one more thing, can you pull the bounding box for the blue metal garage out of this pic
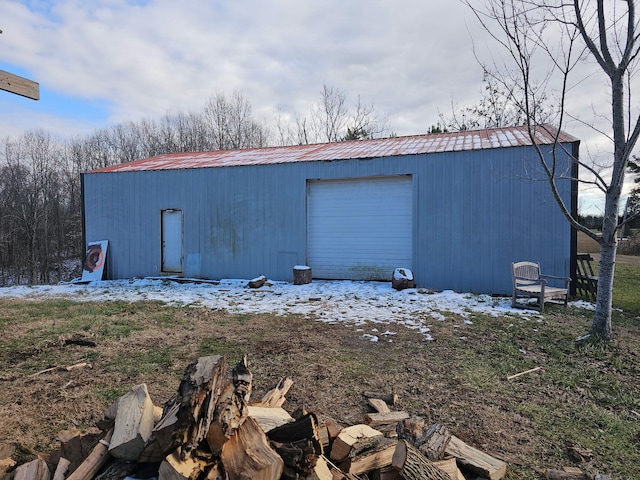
[81,125,579,294]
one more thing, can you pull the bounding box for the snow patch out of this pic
[0,278,594,342]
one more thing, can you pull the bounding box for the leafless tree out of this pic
[465,0,640,339]
[203,91,270,150]
[437,72,554,130]
[295,84,391,144]
[0,131,69,284]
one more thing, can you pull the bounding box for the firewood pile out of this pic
[3,355,594,480]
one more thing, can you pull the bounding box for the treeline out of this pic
[0,87,390,285]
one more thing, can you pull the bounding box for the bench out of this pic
[575,253,598,301]
[512,261,571,313]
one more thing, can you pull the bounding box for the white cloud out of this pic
[1,0,486,134]
[1,0,637,214]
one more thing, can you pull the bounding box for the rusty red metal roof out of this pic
[89,125,578,173]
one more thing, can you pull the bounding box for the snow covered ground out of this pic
[0,278,594,341]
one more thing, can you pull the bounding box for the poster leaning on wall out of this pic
[80,240,108,283]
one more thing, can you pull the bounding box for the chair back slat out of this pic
[512,261,540,282]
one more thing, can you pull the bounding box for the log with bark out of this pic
[267,412,324,479]
[545,467,590,480]
[417,424,451,461]
[172,355,229,459]
[340,438,397,475]
[364,411,410,427]
[363,391,398,406]
[293,266,312,285]
[206,356,253,454]
[330,424,384,462]
[392,440,451,480]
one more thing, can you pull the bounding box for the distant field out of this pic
[575,231,640,310]
[577,231,600,253]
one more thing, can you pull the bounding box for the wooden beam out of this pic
[0,69,39,100]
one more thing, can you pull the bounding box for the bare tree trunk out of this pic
[594,240,616,339]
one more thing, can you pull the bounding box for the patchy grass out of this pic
[0,264,639,479]
[613,261,640,312]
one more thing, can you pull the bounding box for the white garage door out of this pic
[307,176,413,280]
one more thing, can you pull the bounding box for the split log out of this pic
[109,383,155,460]
[330,424,384,462]
[138,401,181,463]
[221,416,284,480]
[325,458,360,480]
[173,355,229,459]
[55,427,102,474]
[13,457,51,480]
[206,356,252,453]
[396,417,427,445]
[444,435,507,480]
[248,405,294,432]
[364,411,410,426]
[52,457,70,480]
[545,468,590,480]
[417,424,451,461]
[154,404,164,423]
[363,392,398,406]
[66,429,113,480]
[307,455,333,480]
[158,450,208,480]
[391,440,451,480]
[368,398,391,413]
[432,458,465,480]
[259,377,294,407]
[266,412,320,444]
[340,438,397,475]
[267,413,324,477]
[317,416,343,451]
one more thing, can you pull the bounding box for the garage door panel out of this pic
[307,176,412,281]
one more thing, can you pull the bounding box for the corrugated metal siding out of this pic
[83,141,575,293]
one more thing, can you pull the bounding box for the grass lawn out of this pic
[0,257,639,480]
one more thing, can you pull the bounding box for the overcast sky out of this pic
[0,0,635,214]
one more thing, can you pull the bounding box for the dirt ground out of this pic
[1,298,639,480]
[0,305,541,476]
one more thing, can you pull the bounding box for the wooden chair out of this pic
[511,261,571,312]
[575,253,598,301]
